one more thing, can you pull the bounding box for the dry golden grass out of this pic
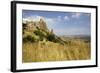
[22,39,91,63]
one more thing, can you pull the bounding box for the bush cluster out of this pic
[23,35,35,43]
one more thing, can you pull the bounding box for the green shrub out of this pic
[23,35,35,42]
[34,30,46,41]
[46,34,57,42]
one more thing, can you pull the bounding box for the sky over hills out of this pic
[22,10,91,36]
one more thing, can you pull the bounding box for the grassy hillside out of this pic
[22,39,90,62]
[22,18,91,63]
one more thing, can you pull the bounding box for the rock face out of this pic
[23,17,48,32]
[27,21,37,31]
[38,18,48,30]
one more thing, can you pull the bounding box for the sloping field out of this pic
[22,39,90,63]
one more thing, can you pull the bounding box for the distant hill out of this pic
[60,35,91,43]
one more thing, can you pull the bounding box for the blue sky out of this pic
[22,10,91,36]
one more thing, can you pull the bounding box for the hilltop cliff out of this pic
[22,17,65,45]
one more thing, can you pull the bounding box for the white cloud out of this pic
[64,16,69,20]
[57,16,62,21]
[45,18,55,25]
[71,13,81,18]
[45,17,58,30]
[23,15,44,22]
[45,16,62,25]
